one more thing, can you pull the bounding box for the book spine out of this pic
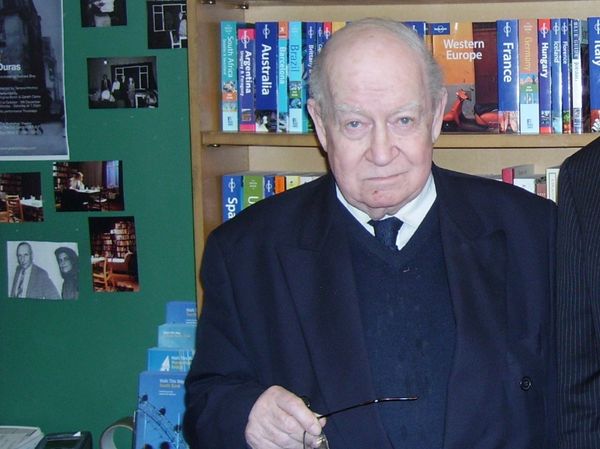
[332,21,346,34]
[561,18,572,134]
[589,17,600,132]
[238,26,256,132]
[221,173,243,222]
[550,19,563,133]
[518,18,539,134]
[285,174,301,190]
[545,167,560,202]
[263,173,276,198]
[255,22,278,133]
[242,173,264,209]
[322,21,333,50]
[497,19,520,133]
[277,21,289,133]
[302,22,317,133]
[220,21,238,131]
[570,18,584,133]
[288,21,303,133]
[274,174,286,194]
[538,19,552,134]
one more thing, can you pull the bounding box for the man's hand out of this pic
[245,385,325,449]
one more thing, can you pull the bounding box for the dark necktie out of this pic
[16,270,25,297]
[368,217,403,250]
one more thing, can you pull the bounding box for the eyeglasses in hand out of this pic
[302,395,418,449]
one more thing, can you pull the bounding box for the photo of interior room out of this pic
[0,172,44,223]
[54,160,124,212]
[89,216,139,292]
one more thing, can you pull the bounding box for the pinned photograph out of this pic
[53,160,124,212]
[7,241,80,300]
[146,1,187,49]
[81,0,127,27]
[87,56,158,109]
[89,216,140,292]
[0,172,44,222]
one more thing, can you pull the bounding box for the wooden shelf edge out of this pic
[200,131,598,149]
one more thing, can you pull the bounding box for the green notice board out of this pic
[0,0,196,443]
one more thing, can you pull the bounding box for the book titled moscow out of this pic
[589,17,600,132]
[497,19,519,134]
[255,22,278,132]
[238,26,256,132]
[221,21,238,132]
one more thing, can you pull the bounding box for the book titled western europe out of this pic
[518,18,539,134]
[537,19,552,134]
[550,18,563,133]
[238,25,256,132]
[221,21,238,131]
[497,19,519,133]
[589,17,600,132]
[255,21,278,132]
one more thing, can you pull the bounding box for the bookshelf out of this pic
[187,0,600,298]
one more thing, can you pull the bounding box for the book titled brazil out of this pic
[589,17,600,132]
[288,21,303,133]
[221,21,238,131]
[238,25,256,132]
[255,22,278,132]
[135,372,188,449]
[497,19,519,133]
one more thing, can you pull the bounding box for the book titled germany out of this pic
[497,19,519,133]
[255,21,278,132]
[589,17,600,132]
[518,18,539,134]
[237,25,256,132]
[220,21,238,131]
[432,21,499,133]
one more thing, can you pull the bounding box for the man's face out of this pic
[17,244,33,269]
[309,29,446,219]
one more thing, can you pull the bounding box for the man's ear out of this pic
[307,98,328,151]
[430,87,448,143]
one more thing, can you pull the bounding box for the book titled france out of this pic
[497,19,519,133]
[221,21,238,131]
[255,22,278,132]
[590,17,600,132]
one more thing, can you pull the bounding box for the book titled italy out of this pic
[238,25,256,132]
[221,21,238,131]
[518,18,539,134]
[497,19,519,133]
[255,21,278,132]
[589,17,600,132]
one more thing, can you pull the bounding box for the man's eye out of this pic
[345,120,362,129]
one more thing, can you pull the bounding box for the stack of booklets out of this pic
[134,301,197,449]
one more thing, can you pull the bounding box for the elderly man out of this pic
[10,242,60,300]
[184,18,557,449]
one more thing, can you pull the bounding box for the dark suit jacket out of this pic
[10,264,60,299]
[184,165,557,449]
[557,139,600,449]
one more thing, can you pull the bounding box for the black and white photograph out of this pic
[6,240,80,300]
[80,0,127,28]
[87,56,159,109]
[0,0,68,160]
[0,172,44,222]
[53,160,125,212]
[89,216,139,292]
[146,1,187,49]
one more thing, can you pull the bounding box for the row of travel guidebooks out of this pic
[221,165,560,222]
[220,17,600,135]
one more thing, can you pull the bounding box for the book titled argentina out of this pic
[255,22,278,132]
[238,25,256,132]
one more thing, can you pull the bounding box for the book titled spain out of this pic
[589,17,600,132]
[288,21,303,133]
[238,25,256,132]
[550,19,563,133]
[277,21,289,133]
[221,21,238,131]
[537,19,552,134]
[255,21,278,132]
[518,18,539,134]
[560,18,572,134]
[221,172,243,222]
[497,19,519,133]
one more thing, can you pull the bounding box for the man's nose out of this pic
[367,124,397,165]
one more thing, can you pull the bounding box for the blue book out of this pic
[497,19,519,133]
[222,172,243,222]
[255,21,278,133]
[550,18,563,133]
[263,173,276,198]
[135,371,188,449]
[537,19,552,134]
[220,21,238,131]
[157,323,196,349]
[589,17,600,132]
[238,25,256,132]
[570,18,587,134]
[302,22,317,132]
[147,348,194,372]
[166,301,197,324]
[277,21,289,133]
[288,21,303,133]
[560,18,572,133]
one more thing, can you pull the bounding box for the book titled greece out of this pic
[497,19,519,133]
[589,17,600,132]
[220,21,238,131]
[550,19,563,133]
[238,25,256,132]
[255,21,278,132]
[288,21,303,133]
[537,19,552,134]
